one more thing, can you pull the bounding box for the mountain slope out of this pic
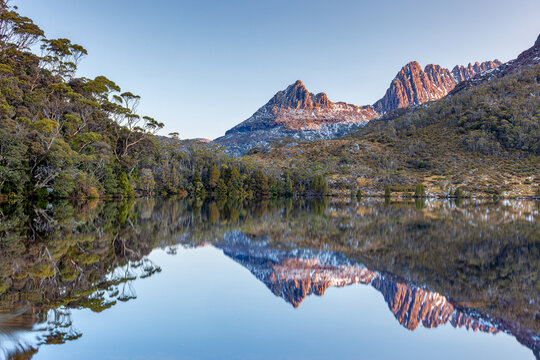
[451,34,540,93]
[214,80,378,155]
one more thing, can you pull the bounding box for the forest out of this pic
[0,1,326,202]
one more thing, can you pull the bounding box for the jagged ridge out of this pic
[373,59,502,113]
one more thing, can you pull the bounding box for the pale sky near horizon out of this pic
[19,0,540,140]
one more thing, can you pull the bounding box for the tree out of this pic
[109,91,163,164]
[252,170,270,199]
[117,172,133,199]
[191,170,206,199]
[139,169,155,195]
[284,173,293,197]
[0,1,44,53]
[414,184,425,198]
[215,179,228,199]
[208,164,220,189]
[0,131,27,194]
[40,38,87,80]
[311,174,328,197]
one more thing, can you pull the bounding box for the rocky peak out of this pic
[215,80,379,155]
[271,80,313,110]
[451,60,503,83]
[424,64,456,93]
[313,92,331,108]
[216,234,501,335]
[374,59,502,113]
[373,61,448,113]
[268,80,336,112]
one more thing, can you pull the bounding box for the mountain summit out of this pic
[214,81,378,155]
[373,60,502,113]
[225,80,377,133]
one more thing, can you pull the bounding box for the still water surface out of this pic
[0,198,538,359]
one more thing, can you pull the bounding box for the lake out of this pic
[0,198,538,359]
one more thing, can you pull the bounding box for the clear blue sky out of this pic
[19,0,540,140]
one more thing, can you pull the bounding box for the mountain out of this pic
[214,232,502,334]
[451,60,503,82]
[451,34,540,93]
[213,80,378,155]
[213,231,539,356]
[215,58,502,155]
[373,59,502,113]
[248,34,539,198]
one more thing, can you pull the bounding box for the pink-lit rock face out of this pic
[373,59,502,113]
[214,80,378,155]
[225,80,378,134]
[451,60,503,83]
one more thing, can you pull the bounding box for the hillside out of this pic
[245,37,540,198]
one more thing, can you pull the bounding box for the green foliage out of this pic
[414,184,425,198]
[252,170,270,199]
[0,131,28,194]
[0,1,166,200]
[311,174,328,197]
[117,172,134,199]
[139,169,155,194]
[208,164,220,189]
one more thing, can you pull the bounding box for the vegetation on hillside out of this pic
[247,66,540,198]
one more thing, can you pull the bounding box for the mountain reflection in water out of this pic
[0,198,538,359]
[216,232,499,334]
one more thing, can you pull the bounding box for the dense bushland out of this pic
[0,1,324,201]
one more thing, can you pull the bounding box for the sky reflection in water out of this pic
[36,246,532,360]
[0,198,537,359]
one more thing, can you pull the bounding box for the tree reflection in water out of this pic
[0,198,538,359]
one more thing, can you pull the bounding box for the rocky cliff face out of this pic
[370,277,498,333]
[373,59,502,113]
[198,229,540,356]
[213,80,378,156]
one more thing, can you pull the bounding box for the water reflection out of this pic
[0,198,538,359]
[216,232,499,335]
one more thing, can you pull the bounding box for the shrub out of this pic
[414,184,425,198]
